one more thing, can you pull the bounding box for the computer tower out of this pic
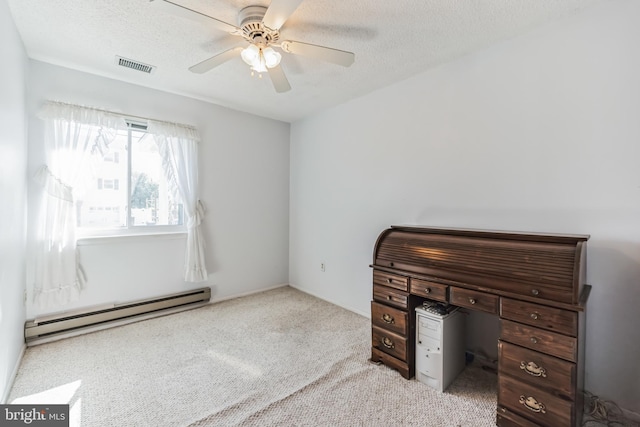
[415,305,466,392]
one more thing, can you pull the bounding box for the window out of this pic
[76,123,184,234]
[99,179,118,190]
[103,151,119,163]
[36,101,206,301]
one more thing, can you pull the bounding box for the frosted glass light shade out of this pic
[242,44,281,74]
[241,44,260,66]
[252,55,267,73]
[263,47,281,68]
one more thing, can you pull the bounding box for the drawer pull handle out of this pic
[530,337,538,344]
[469,298,476,305]
[389,262,394,267]
[381,337,395,349]
[386,295,392,300]
[382,313,395,324]
[520,361,547,378]
[387,278,393,284]
[530,313,539,320]
[424,288,431,294]
[519,395,546,414]
[531,289,540,296]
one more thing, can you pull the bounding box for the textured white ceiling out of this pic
[6,0,604,122]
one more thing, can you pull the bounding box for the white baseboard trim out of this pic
[288,283,369,318]
[1,343,26,404]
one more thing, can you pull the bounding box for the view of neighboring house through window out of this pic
[76,123,184,233]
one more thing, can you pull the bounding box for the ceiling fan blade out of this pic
[262,0,304,30]
[280,41,355,67]
[150,0,240,34]
[189,47,243,74]
[267,65,292,93]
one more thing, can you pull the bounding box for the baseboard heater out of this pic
[25,287,211,346]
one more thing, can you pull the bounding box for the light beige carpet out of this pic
[9,286,498,426]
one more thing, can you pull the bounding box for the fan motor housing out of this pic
[238,5,279,45]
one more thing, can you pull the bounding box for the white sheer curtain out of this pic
[34,102,126,308]
[148,120,208,282]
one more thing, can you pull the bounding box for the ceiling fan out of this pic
[151,0,356,93]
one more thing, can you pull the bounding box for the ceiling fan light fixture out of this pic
[251,55,268,73]
[241,44,260,66]
[263,47,281,69]
[160,0,354,92]
[242,44,280,75]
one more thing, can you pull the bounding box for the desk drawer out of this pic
[501,298,577,336]
[371,301,408,336]
[499,282,574,305]
[450,287,499,315]
[373,270,408,292]
[498,341,575,399]
[373,284,408,309]
[372,325,408,362]
[410,278,447,302]
[499,375,574,427]
[500,320,577,362]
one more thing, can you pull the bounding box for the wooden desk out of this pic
[369,226,590,427]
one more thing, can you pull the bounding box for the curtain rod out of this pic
[45,100,197,130]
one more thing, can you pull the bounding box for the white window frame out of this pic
[77,121,186,239]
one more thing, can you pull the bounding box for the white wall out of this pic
[290,0,640,414]
[26,61,290,318]
[0,0,28,402]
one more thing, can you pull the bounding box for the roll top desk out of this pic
[369,226,590,427]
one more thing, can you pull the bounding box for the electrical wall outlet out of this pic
[320,263,326,272]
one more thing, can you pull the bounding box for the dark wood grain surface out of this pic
[500,320,577,362]
[370,226,589,426]
[499,341,576,399]
[501,298,578,336]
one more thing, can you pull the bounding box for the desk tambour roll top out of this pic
[373,227,587,306]
[370,226,590,427]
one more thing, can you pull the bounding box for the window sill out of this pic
[77,231,187,246]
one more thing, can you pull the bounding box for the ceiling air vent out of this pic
[115,56,156,74]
